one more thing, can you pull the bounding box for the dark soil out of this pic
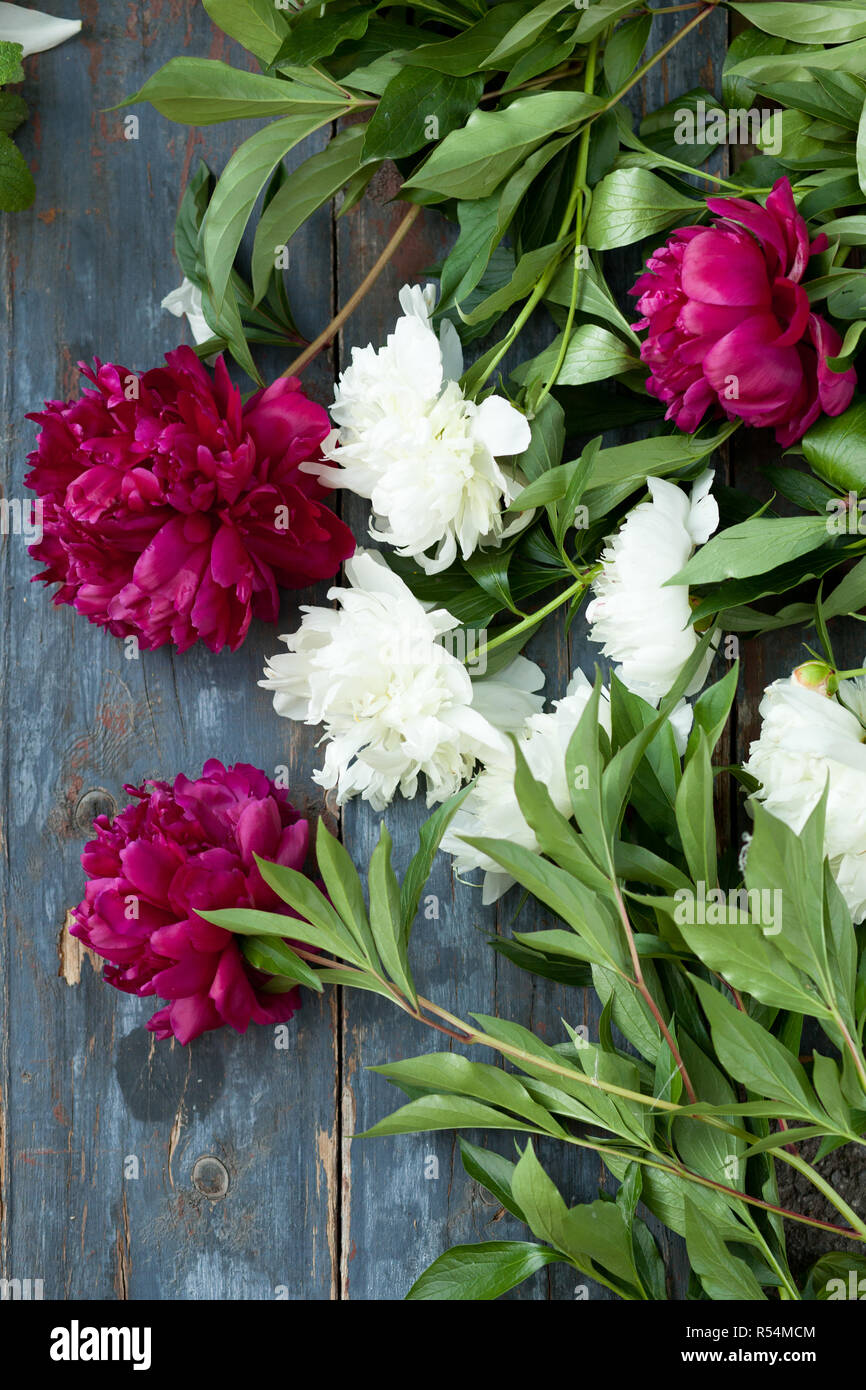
[775,1137,865,1284]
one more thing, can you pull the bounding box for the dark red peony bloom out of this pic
[25,348,355,651]
[71,760,309,1044]
[631,178,856,446]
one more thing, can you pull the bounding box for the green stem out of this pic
[469,3,720,399]
[467,572,592,667]
[535,37,600,410]
[295,948,866,1242]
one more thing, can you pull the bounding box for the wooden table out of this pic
[1,2,824,1301]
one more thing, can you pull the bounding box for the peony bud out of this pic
[792,661,837,697]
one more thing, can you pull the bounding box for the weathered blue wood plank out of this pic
[0,1,340,1300]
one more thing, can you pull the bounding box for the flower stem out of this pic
[282,204,422,377]
[293,947,866,1242]
[467,572,590,666]
[470,3,720,398]
[611,878,698,1102]
[535,37,600,411]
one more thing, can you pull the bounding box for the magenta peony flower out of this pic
[25,348,355,651]
[70,759,310,1044]
[631,178,856,446]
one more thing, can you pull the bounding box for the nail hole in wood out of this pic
[192,1154,229,1200]
[74,787,118,833]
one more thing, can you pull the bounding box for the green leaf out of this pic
[251,854,369,965]
[511,738,611,891]
[726,39,866,83]
[669,515,831,586]
[359,1093,544,1138]
[406,1241,561,1301]
[404,91,603,200]
[371,1053,568,1136]
[368,822,417,1007]
[401,784,473,937]
[727,3,866,45]
[604,14,652,94]
[459,1138,526,1221]
[512,1142,637,1285]
[802,396,866,492]
[585,168,700,251]
[514,322,638,390]
[691,977,820,1118]
[461,836,626,970]
[0,130,34,212]
[857,95,866,198]
[826,317,866,373]
[802,1251,866,1299]
[684,1198,767,1300]
[174,160,212,284]
[486,0,575,65]
[313,818,379,969]
[363,67,483,162]
[582,426,734,518]
[240,935,324,992]
[0,40,24,85]
[811,1051,853,1133]
[461,238,568,325]
[489,936,592,987]
[272,4,372,67]
[689,664,739,757]
[0,91,28,138]
[251,125,367,302]
[518,395,565,483]
[576,0,639,43]
[676,919,828,1018]
[819,214,866,246]
[202,0,290,64]
[402,4,538,76]
[546,255,641,343]
[125,58,341,123]
[203,108,346,314]
[675,731,717,889]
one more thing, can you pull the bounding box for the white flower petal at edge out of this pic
[586,470,719,703]
[259,550,545,812]
[442,670,613,905]
[302,283,532,575]
[0,3,81,54]
[744,670,866,924]
[161,278,214,348]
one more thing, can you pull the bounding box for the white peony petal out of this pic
[260,548,504,809]
[473,395,532,457]
[587,473,718,703]
[745,672,866,923]
[438,316,464,382]
[687,468,720,546]
[0,3,81,55]
[161,277,213,347]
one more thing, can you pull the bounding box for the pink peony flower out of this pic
[631,178,856,446]
[25,348,355,651]
[70,759,310,1044]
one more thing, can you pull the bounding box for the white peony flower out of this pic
[161,277,214,347]
[586,470,719,704]
[260,549,545,811]
[302,284,532,575]
[0,3,80,55]
[442,670,613,904]
[744,670,866,923]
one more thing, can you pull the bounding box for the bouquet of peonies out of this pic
[22,0,866,1302]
